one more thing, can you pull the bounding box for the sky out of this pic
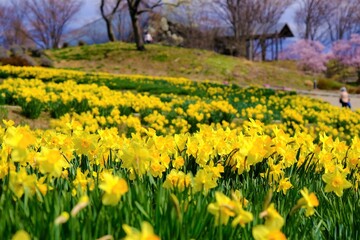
[72,1,101,29]
[280,3,298,36]
[75,1,298,35]
[0,0,299,40]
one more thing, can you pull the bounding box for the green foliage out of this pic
[48,100,72,118]
[71,99,91,114]
[209,110,235,124]
[317,78,343,90]
[151,53,169,62]
[17,97,44,119]
[98,106,114,117]
[118,106,134,116]
[103,78,196,96]
[0,105,8,121]
[0,152,358,239]
[46,42,313,89]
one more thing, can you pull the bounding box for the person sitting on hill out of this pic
[339,87,351,109]
[144,31,153,44]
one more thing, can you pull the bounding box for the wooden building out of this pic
[215,23,294,61]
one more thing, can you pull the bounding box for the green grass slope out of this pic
[47,41,314,89]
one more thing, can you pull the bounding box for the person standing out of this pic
[144,31,153,44]
[339,87,351,108]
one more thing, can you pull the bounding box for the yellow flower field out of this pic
[0,66,359,239]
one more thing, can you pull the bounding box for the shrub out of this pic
[0,55,35,67]
[0,46,9,59]
[326,59,358,84]
[9,45,25,57]
[20,54,36,66]
[40,55,54,67]
[62,42,69,48]
[330,34,360,82]
[354,87,360,94]
[78,40,87,46]
[317,78,343,90]
[29,47,44,58]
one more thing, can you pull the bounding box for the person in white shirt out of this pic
[339,87,351,108]
[145,32,153,43]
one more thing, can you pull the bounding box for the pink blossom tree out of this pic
[279,39,328,73]
[330,34,360,82]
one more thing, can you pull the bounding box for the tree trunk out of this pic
[260,39,266,61]
[129,13,145,51]
[237,37,246,57]
[100,0,122,42]
[104,16,116,42]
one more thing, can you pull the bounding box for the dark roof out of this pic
[219,22,294,40]
[250,23,294,39]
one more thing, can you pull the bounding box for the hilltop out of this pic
[46,41,315,89]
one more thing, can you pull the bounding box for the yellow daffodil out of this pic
[72,169,95,196]
[12,230,31,240]
[192,169,217,194]
[252,226,287,240]
[162,170,191,192]
[322,168,352,197]
[122,221,160,240]
[276,178,293,195]
[99,173,128,205]
[253,203,286,240]
[36,147,69,177]
[294,187,319,217]
[231,191,253,227]
[208,191,236,225]
[9,168,37,199]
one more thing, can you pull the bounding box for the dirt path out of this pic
[296,90,360,110]
[3,105,50,129]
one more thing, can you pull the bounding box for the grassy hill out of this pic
[47,41,315,89]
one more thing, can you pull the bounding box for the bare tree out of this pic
[24,0,83,49]
[100,0,125,42]
[0,3,12,46]
[0,1,29,47]
[212,0,260,57]
[256,0,292,25]
[126,0,158,50]
[357,11,360,34]
[295,0,334,41]
[163,0,218,49]
[0,4,6,46]
[213,0,292,59]
[115,4,132,41]
[325,0,360,41]
[126,0,185,50]
[296,0,360,43]
[255,0,293,60]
